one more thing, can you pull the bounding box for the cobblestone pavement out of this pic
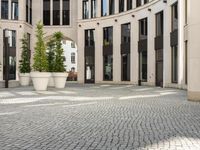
[0,84,200,150]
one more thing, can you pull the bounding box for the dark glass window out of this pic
[156,11,163,36]
[83,0,89,19]
[71,53,76,64]
[91,0,96,18]
[139,18,148,40]
[127,0,132,10]
[43,0,50,25]
[172,2,178,31]
[136,0,149,7]
[63,0,70,25]
[109,0,114,15]
[119,0,124,13]
[104,55,113,81]
[3,30,16,80]
[30,0,32,24]
[103,27,113,46]
[53,0,60,25]
[11,0,18,20]
[121,23,131,44]
[172,46,178,83]
[101,0,107,16]
[26,0,32,24]
[1,0,9,19]
[85,29,95,47]
[122,54,130,81]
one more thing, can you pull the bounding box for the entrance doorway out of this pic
[155,49,163,87]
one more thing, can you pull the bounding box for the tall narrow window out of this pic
[156,11,163,37]
[127,0,132,10]
[139,18,148,40]
[103,27,113,46]
[26,0,32,24]
[30,0,32,24]
[91,0,96,18]
[43,0,50,25]
[109,0,114,15]
[11,0,18,20]
[83,0,89,19]
[139,18,148,82]
[103,27,113,81]
[172,46,178,83]
[63,0,70,25]
[85,30,95,47]
[1,0,9,19]
[172,2,178,31]
[71,53,76,64]
[101,0,107,16]
[53,0,60,25]
[121,23,131,81]
[119,0,124,13]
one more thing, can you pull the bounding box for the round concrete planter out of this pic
[52,72,67,89]
[48,73,55,87]
[19,73,30,86]
[30,72,51,91]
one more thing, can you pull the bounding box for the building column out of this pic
[147,11,156,86]
[50,0,53,25]
[115,0,119,14]
[132,0,136,9]
[77,28,85,83]
[113,24,121,82]
[131,18,139,84]
[96,0,101,17]
[163,5,171,88]
[178,0,185,87]
[95,26,103,82]
[124,0,127,11]
[60,0,63,25]
[187,0,200,101]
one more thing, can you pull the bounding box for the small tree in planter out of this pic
[19,34,31,86]
[52,32,67,88]
[46,38,55,87]
[30,21,50,91]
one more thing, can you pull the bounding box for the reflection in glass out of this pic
[104,55,113,81]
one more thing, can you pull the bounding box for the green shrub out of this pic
[19,34,31,73]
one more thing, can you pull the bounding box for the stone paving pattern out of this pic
[0,84,200,150]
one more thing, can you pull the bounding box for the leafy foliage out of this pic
[53,32,66,72]
[46,38,55,72]
[19,34,31,73]
[32,21,48,72]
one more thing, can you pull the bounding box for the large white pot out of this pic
[52,72,67,89]
[48,73,55,87]
[19,73,30,86]
[30,72,51,91]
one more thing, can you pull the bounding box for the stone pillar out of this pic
[50,0,53,25]
[95,26,103,82]
[115,0,119,14]
[60,0,63,25]
[147,11,155,86]
[77,27,85,83]
[113,24,121,83]
[187,0,200,101]
[163,5,171,88]
[131,18,139,84]
[178,0,185,87]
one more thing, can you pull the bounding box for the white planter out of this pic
[30,72,51,91]
[48,73,55,87]
[19,73,30,86]
[52,72,67,89]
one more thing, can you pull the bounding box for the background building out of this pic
[0,0,200,101]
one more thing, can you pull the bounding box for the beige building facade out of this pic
[0,0,200,101]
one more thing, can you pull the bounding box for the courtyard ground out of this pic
[0,84,200,150]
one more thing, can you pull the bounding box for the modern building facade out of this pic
[0,0,200,101]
